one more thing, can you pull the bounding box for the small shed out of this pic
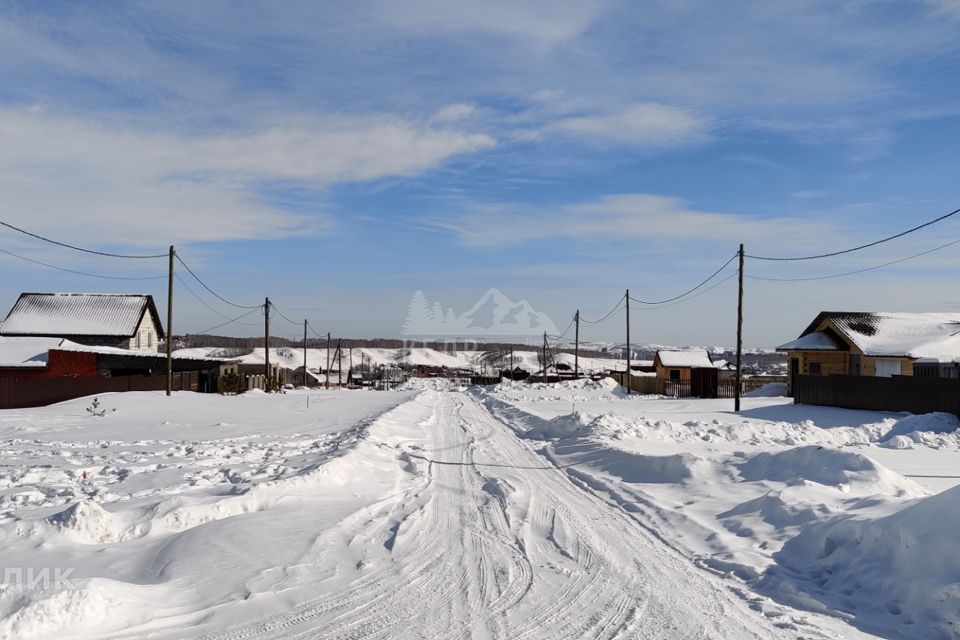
[653,349,713,382]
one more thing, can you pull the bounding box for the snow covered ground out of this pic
[1,380,958,638]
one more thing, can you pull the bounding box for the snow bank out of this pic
[738,446,924,497]
[770,485,960,639]
[879,411,960,442]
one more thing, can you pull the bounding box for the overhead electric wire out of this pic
[633,271,738,311]
[555,315,576,339]
[747,236,960,282]
[269,302,304,327]
[628,253,738,305]
[175,254,261,309]
[0,220,168,259]
[186,306,264,336]
[580,295,626,324]
[0,246,166,281]
[174,273,262,326]
[745,206,960,261]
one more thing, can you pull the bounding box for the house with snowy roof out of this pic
[0,293,164,352]
[653,349,714,383]
[777,311,960,393]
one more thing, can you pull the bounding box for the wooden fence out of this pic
[794,374,960,416]
[0,372,199,410]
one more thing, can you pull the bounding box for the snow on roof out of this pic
[655,349,713,368]
[52,341,233,363]
[0,293,163,338]
[793,312,960,358]
[0,337,64,367]
[776,331,841,352]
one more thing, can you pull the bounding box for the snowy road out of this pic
[195,388,836,639]
[3,384,911,639]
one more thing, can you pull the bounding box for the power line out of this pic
[629,253,738,305]
[554,314,576,339]
[174,273,262,326]
[307,321,326,340]
[269,302,304,327]
[745,206,960,261]
[175,254,261,309]
[0,246,166,281]
[633,271,737,310]
[0,220,168,259]
[747,236,960,282]
[186,306,264,336]
[580,295,626,324]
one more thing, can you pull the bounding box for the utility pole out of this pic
[337,338,343,388]
[574,310,580,380]
[625,289,631,396]
[735,244,745,412]
[303,319,308,388]
[510,348,514,380]
[325,332,331,390]
[166,245,174,396]
[542,331,548,382]
[264,297,271,391]
[349,347,353,386]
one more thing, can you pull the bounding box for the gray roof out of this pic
[0,293,164,338]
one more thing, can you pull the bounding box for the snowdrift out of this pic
[738,446,925,497]
[769,485,960,639]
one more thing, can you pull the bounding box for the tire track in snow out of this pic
[196,388,816,639]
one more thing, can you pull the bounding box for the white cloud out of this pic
[431,193,835,252]
[432,103,477,123]
[0,110,495,246]
[550,103,706,145]
[369,0,607,47]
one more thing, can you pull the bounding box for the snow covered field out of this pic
[1,380,959,639]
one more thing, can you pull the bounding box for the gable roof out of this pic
[655,349,713,368]
[780,311,960,359]
[0,293,164,339]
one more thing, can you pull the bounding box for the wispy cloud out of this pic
[428,193,836,250]
[550,103,706,145]
[0,109,495,246]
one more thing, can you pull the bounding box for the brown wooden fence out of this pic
[794,374,960,416]
[0,372,199,410]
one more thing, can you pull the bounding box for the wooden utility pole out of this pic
[264,297,271,391]
[510,348,514,380]
[574,310,580,380]
[337,338,343,388]
[325,332,331,389]
[303,319,308,388]
[625,289,631,396]
[349,348,353,386]
[542,331,548,382]
[735,244,745,412]
[166,245,174,396]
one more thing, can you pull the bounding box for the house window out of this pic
[875,360,901,378]
[670,369,680,381]
[147,332,153,348]
[808,362,822,375]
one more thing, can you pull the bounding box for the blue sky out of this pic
[2,0,960,347]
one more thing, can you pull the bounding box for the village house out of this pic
[0,293,164,351]
[654,349,714,383]
[777,311,960,393]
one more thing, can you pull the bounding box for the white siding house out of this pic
[0,293,165,352]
